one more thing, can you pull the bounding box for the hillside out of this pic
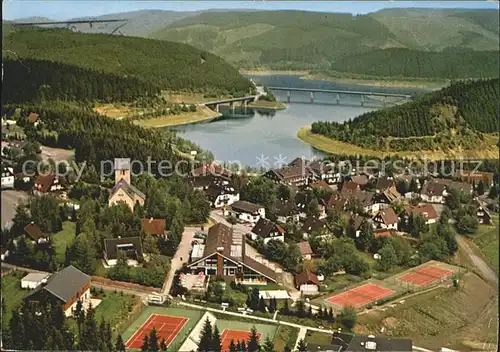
[2,27,253,101]
[148,9,499,76]
[310,78,499,152]
[328,48,499,79]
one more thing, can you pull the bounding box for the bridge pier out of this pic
[336,93,340,105]
[287,91,291,103]
[215,104,219,113]
[310,92,314,104]
[230,102,235,112]
[360,95,365,107]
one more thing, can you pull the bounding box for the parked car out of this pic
[194,232,206,239]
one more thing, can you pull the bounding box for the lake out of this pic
[170,75,427,168]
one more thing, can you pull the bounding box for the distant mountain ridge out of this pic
[9,8,499,78]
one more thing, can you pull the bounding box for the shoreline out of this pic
[297,127,500,160]
[133,106,222,128]
[240,68,448,90]
[247,101,287,110]
[300,73,448,90]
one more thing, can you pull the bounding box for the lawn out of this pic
[52,221,76,263]
[471,213,499,273]
[134,105,220,128]
[121,306,204,351]
[1,271,29,328]
[304,330,333,345]
[273,325,299,351]
[356,272,498,351]
[94,291,138,330]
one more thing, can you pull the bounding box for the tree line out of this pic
[5,27,254,97]
[311,78,499,150]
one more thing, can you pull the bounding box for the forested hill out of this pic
[148,9,499,76]
[3,27,253,100]
[311,78,499,151]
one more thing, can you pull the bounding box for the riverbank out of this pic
[133,105,221,128]
[239,69,309,76]
[297,127,500,160]
[301,73,448,90]
[248,100,287,110]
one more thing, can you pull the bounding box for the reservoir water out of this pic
[171,75,427,168]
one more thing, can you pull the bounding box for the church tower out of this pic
[114,158,131,185]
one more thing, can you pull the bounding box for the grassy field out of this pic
[304,330,333,345]
[248,100,287,110]
[471,213,499,274]
[297,127,500,160]
[121,306,204,351]
[52,221,76,264]
[134,105,220,128]
[94,291,138,331]
[356,273,498,351]
[1,272,28,328]
[273,325,299,351]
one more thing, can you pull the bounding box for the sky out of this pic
[3,0,499,21]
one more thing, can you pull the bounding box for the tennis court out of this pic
[327,283,396,308]
[220,329,262,351]
[125,314,187,349]
[399,265,453,287]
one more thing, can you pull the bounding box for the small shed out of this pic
[295,271,321,295]
[21,272,50,289]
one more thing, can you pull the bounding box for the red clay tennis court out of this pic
[327,283,396,308]
[125,314,188,349]
[400,265,453,286]
[220,329,262,351]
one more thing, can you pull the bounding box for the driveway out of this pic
[161,226,200,294]
[1,190,29,228]
[456,235,497,286]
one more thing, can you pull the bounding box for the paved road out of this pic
[1,190,29,228]
[456,235,498,285]
[161,226,200,295]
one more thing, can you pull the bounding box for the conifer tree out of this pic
[212,325,222,352]
[262,336,276,352]
[141,335,150,352]
[247,326,260,352]
[229,339,237,352]
[115,334,126,352]
[240,339,247,351]
[160,338,167,351]
[149,327,160,352]
[297,338,308,352]
[197,317,213,352]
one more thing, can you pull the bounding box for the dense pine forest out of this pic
[311,78,499,150]
[327,48,499,79]
[3,27,254,97]
[2,103,184,173]
[3,59,159,103]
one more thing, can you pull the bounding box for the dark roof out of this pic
[351,175,369,185]
[188,174,231,189]
[24,223,48,241]
[374,208,398,225]
[275,199,299,217]
[351,215,366,230]
[203,223,240,259]
[326,193,346,211]
[204,184,237,202]
[43,265,90,303]
[267,158,308,181]
[375,177,395,190]
[301,216,328,234]
[421,181,447,197]
[28,112,39,123]
[343,181,361,192]
[344,190,374,206]
[35,173,57,193]
[309,160,335,175]
[345,335,412,352]
[251,218,284,238]
[141,218,166,235]
[242,255,277,282]
[111,179,146,200]
[230,200,263,214]
[295,271,320,287]
[103,236,143,260]
[191,163,231,178]
[448,181,473,194]
[403,204,438,220]
[298,241,313,256]
[310,180,332,192]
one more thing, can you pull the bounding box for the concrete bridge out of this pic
[203,95,260,112]
[267,86,412,106]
